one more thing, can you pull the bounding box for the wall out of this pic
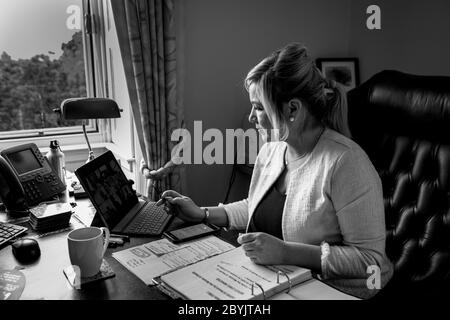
[175,0,352,205]
[349,0,450,82]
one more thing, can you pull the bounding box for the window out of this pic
[0,0,96,142]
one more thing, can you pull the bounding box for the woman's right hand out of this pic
[156,190,205,223]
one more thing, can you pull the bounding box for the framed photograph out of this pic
[316,58,360,91]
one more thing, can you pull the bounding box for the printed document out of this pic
[112,236,235,285]
[159,246,311,300]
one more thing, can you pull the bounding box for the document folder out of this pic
[153,246,312,300]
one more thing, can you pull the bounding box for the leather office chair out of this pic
[347,70,450,299]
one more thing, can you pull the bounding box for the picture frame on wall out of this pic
[316,58,360,91]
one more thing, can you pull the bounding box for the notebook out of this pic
[154,246,312,300]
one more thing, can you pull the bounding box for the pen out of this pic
[109,237,124,246]
[110,234,130,242]
[72,213,88,227]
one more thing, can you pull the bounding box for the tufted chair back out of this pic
[347,70,450,298]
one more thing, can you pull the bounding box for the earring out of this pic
[289,117,295,122]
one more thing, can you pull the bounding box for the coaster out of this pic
[63,260,115,289]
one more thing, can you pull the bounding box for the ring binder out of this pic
[276,270,292,293]
[251,282,266,300]
[152,247,313,300]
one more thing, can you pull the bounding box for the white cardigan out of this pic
[220,128,393,299]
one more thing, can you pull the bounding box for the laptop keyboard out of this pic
[125,202,172,236]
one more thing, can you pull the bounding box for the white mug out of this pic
[67,227,110,278]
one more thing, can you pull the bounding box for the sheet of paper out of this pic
[282,278,360,300]
[112,236,235,286]
[160,247,311,300]
[71,201,96,227]
[270,292,296,300]
[143,238,181,256]
[111,244,157,285]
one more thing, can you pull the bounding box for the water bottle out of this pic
[46,140,66,185]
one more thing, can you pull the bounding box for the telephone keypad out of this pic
[22,173,65,205]
[24,181,43,202]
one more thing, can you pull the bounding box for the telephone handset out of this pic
[0,156,28,213]
[0,143,66,209]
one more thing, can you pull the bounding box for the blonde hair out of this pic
[245,43,351,140]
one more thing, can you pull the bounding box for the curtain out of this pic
[111,0,183,200]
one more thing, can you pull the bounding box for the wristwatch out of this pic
[202,207,210,223]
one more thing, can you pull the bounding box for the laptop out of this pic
[75,151,173,236]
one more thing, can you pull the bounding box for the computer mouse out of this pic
[12,238,41,263]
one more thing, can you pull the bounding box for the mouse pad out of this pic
[0,268,26,300]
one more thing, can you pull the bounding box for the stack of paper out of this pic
[112,236,235,286]
[29,203,72,232]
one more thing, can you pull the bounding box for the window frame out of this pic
[0,0,102,148]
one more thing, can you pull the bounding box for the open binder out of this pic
[153,246,312,300]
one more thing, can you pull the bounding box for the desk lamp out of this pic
[56,98,122,163]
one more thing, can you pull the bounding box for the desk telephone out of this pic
[0,143,66,211]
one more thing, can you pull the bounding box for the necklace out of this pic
[284,127,325,166]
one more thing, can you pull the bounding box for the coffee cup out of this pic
[67,227,110,278]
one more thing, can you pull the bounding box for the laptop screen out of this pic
[75,151,138,229]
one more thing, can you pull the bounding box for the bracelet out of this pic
[202,207,210,223]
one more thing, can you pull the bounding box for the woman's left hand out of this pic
[237,232,287,265]
[140,159,175,180]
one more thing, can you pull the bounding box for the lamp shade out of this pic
[59,98,122,120]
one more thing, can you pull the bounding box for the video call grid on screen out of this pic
[83,158,136,226]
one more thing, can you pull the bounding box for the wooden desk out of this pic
[1,196,356,300]
[0,196,240,300]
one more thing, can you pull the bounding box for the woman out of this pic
[156,43,393,299]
